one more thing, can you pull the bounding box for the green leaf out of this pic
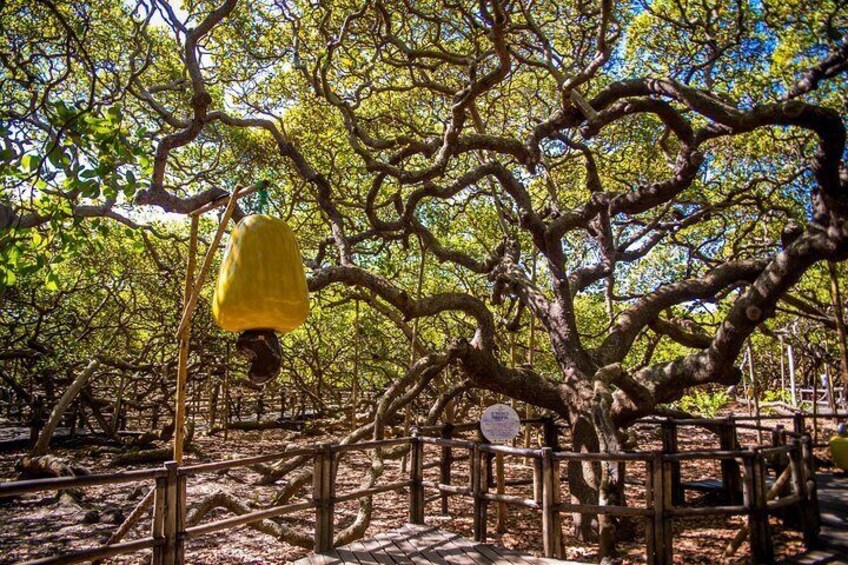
[21,154,41,172]
[107,105,123,123]
[47,146,70,168]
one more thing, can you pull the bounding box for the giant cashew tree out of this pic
[2,0,847,557]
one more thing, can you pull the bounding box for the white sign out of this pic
[480,403,521,443]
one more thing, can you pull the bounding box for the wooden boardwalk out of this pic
[294,524,576,564]
[783,473,848,564]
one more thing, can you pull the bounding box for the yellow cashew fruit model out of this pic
[213,214,309,384]
[830,423,848,473]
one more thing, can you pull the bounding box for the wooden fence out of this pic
[0,416,827,565]
[421,418,820,565]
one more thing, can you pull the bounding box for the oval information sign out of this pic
[480,403,521,443]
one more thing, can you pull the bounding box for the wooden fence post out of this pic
[477,427,495,489]
[661,455,674,564]
[800,435,821,538]
[793,412,806,436]
[542,417,560,450]
[661,421,683,505]
[495,451,507,533]
[541,447,562,559]
[646,453,670,565]
[719,419,742,504]
[313,444,335,553]
[645,453,666,565]
[532,454,543,507]
[162,461,179,565]
[176,469,186,565]
[743,452,773,564]
[771,426,791,503]
[645,456,657,565]
[789,437,817,546]
[439,423,454,515]
[471,443,488,542]
[409,429,425,525]
[150,477,166,565]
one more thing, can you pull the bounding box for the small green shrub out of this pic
[678,389,730,418]
[762,389,791,404]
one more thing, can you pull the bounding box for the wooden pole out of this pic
[795,437,820,546]
[471,443,488,542]
[174,188,241,462]
[312,444,335,552]
[403,239,427,472]
[779,335,786,395]
[111,371,127,435]
[409,430,425,524]
[828,261,848,407]
[206,373,215,432]
[151,477,166,565]
[351,299,360,431]
[719,419,742,504]
[645,456,657,565]
[813,370,819,445]
[788,343,797,407]
[724,463,793,558]
[174,217,198,463]
[824,360,837,413]
[495,450,507,533]
[747,344,763,444]
[741,452,775,563]
[541,447,562,558]
[524,254,537,454]
[223,342,230,442]
[175,187,242,339]
[649,453,671,565]
[440,423,454,515]
[163,461,179,565]
[661,421,683,505]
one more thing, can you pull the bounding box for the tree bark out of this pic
[32,360,99,457]
[565,375,630,558]
[828,261,848,405]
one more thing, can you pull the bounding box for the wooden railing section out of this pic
[0,416,830,565]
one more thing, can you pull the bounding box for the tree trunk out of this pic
[567,410,628,558]
[568,414,602,542]
[564,375,631,561]
[828,261,848,406]
[32,360,99,457]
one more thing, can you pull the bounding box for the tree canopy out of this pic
[1,0,847,548]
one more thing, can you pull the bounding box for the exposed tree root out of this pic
[109,422,195,466]
[16,455,91,480]
[186,491,312,548]
[252,453,310,486]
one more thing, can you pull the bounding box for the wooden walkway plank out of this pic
[416,529,491,565]
[419,527,497,564]
[347,539,399,565]
[293,525,581,565]
[781,473,848,564]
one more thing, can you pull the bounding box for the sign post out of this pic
[480,403,521,443]
[480,403,521,533]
